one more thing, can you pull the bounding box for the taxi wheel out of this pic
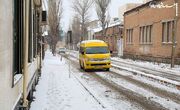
[80,65,83,69]
[79,61,83,69]
[82,63,87,72]
[106,68,110,71]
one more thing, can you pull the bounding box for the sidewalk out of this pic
[30,51,104,110]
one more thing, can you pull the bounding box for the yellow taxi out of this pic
[79,40,111,71]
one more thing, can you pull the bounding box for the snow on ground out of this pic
[68,50,180,73]
[96,71,180,110]
[112,57,180,72]
[110,68,180,95]
[70,64,145,110]
[30,51,104,110]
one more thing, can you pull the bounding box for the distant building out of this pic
[94,18,123,54]
[87,20,100,40]
[118,3,142,21]
[87,20,100,29]
[124,0,180,64]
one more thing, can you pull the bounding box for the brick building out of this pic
[94,21,123,53]
[124,0,180,64]
[118,3,142,21]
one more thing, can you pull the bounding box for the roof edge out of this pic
[124,0,161,15]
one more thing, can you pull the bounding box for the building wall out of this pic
[87,20,100,29]
[0,1,23,110]
[124,0,180,63]
[118,3,142,21]
[0,0,43,109]
[87,20,100,40]
[94,25,123,53]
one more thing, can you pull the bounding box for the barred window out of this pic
[139,25,152,44]
[13,0,23,76]
[28,0,33,62]
[162,20,174,43]
[13,0,24,87]
[126,29,133,44]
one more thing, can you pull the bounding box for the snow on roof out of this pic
[92,20,123,33]
[108,21,122,28]
[93,27,102,33]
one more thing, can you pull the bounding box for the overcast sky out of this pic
[62,0,143,31]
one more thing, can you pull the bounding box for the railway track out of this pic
[64,54,180,110]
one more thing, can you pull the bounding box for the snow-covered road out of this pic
[67,51,180,110]
[30,51,180,110]
[30,51,105,110]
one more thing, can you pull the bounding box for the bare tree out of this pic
[48,0,63,55]
[95,0,111,38]
[72,0,93,41]
[71,15,81,49]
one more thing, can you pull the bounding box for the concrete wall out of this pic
[124,0,180,61]
[0,1,23,110]
[0,1,41,109]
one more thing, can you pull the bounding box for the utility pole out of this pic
[171,0,178,68]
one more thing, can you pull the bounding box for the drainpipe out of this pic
[23,0,29,108]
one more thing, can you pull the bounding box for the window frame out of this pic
[126,28,133,44]
[162,20,175,44]
[139,25,153,45]
[12,0,24,87]
[28,0,33,63]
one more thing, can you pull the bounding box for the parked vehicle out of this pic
[59,47,66,54]
[79,40,111,71]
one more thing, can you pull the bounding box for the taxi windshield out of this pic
[85,47,109,54]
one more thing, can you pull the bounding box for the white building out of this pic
[87,20,101,40]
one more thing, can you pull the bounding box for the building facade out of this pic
[94,19,123,53]
[87,20,100,40]
[118,3,142,21]
[124,0,180,64]
[0,0,45,109]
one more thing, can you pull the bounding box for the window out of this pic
[162,20,174,43]
[139,25,152,44]
[85,47,109,54]
[33,10,37,58]
[13,0,24,82]
[126,29,133,44]
[33,11,41,57]
[28,0,33,62]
